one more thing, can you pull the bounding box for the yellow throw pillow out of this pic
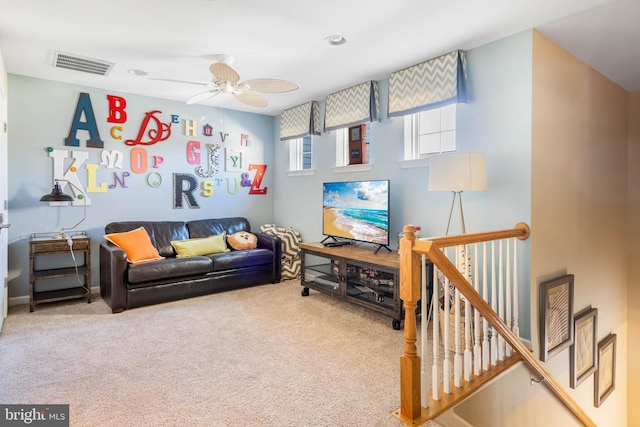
[171,232,229,257]
[104,227,164,263]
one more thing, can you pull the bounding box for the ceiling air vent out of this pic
[53,52,114,76]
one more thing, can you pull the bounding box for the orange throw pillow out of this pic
[104,227,164,263]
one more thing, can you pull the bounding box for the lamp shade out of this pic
[428,152,487,192]
[40,182,74,202]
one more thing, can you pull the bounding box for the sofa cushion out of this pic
[105,221,189,257]
[127,256,213,284]
[104,227,164,263]
[187,217,251,239]
[209,249,273,271]
[171,233,230,257]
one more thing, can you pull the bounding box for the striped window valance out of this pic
[323,81,379,132]
[279,101,321,141]
[388,50,469,117]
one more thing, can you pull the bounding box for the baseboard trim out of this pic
[9,287,100,307]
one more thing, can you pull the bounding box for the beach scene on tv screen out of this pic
[323,180,389,245]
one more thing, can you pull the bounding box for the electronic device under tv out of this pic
[322,179,391,253]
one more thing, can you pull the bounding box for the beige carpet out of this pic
[0,280,436,427]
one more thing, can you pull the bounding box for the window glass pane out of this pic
[418,133,441,155]
[418,109,440,134]
[288,139,299,171]
[303,136,312,170]
[440,104,456,131]
[302,156,312,169]
[440,130,456,152]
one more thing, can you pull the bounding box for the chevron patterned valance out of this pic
[324,81,379,132]
[388,50,469,117]
[279,101,321,141]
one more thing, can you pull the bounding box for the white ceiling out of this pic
[1,0,638,116]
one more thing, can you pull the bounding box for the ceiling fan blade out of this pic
[186,89,221,105]
[209,63,240,83]
[146,77,215,88]
[233,90,268,108]
[242,79,299,93]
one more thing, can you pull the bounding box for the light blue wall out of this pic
[7,75,276,298]
[272,30,534,336]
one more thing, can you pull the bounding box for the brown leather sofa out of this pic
[99,217,281,313]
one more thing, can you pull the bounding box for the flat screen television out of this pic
[322,180,390,251]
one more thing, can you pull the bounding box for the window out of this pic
[403,104,456,160]
[288,136,312,171]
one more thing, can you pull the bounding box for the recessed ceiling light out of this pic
[128,69,147,76]
[325,35,347,46]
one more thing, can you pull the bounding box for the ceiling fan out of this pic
[148,60,299,108]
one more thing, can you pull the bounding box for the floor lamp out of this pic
[428,152,488,355]
[428,152,487,235]
[40,179,87,240]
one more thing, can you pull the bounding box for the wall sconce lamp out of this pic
[40,179,87,240]
[428,152,487,235]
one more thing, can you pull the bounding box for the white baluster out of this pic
[432,263,441,401]
[473,243,482,376]
[443,273,452,394]
[512,238,520,339]
[463,244,472,381]
[498,239,505,361]
[505,238,512,357]
[454,281,462,388]
[482,242,490,371]
[490,241,498,366]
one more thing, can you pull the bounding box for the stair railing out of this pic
[396,223,596,427]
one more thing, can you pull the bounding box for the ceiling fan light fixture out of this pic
[213,54,234,65]
[325,35,347,46]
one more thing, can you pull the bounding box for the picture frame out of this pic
[539,274,574,361]
[595,333,617,407]
[570,307,597,388]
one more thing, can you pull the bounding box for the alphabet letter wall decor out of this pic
[100,150,124,169]
[195,144,220,178]
[47,148,91,205]
[48,90,270,206]
[146,172,161,188]
[64,92,104,148]
[107,95,127,123]
[173,173,200,208]
[187,141,201,164]
[125,110,172,146]
[109,172,130,189]
[130,147,147,174]
[248,164,267,195]
[85,164,108,192]
[226,148,242,171]
[184,119,196,136]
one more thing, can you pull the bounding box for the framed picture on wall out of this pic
[570,307,597,388]
[595,333,617,407]
[539,274,574,362]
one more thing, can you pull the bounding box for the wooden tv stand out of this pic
[299,242,431,330]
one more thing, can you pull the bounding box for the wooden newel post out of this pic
[399,225,422,420]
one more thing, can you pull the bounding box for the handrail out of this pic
[398,223,596,427]
[418,221,530,248]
